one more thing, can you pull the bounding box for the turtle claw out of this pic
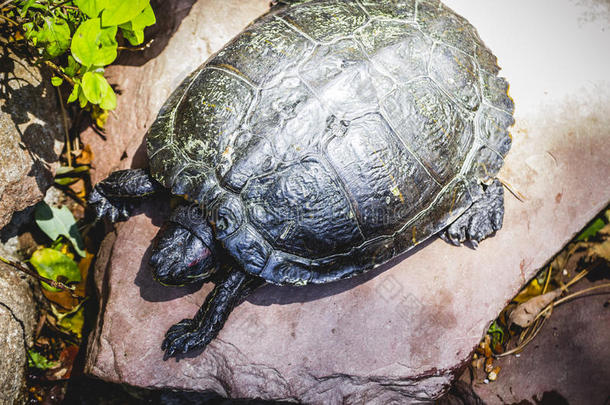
[162,318,208,360]
[161,271,259,360]
[89,187,132,223]
[442,180,504,246]
[88,168,164,223]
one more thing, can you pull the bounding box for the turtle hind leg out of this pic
[441,179,504,247]
[162,270,264,360]
[89,168,164,222]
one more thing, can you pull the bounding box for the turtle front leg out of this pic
[441,179,504,247]
[89,168,165,222]
[162,270,264,360]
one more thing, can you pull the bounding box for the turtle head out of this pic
[150,205,217,286]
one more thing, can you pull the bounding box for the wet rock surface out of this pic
[84,0,610,403]
[0,48,65,230]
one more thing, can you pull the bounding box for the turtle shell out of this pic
[146,0,514,285]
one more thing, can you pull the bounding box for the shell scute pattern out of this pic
[381,77,475,185]
[210,16,311,86]
[429,43,481,111]
[359,0,417,20]
[247,73,328,163]
[326,113,442,238]
[280,0,369,43]
[221,135,278,192]
[146,0,513,285]
[299,39,392,120]
[242,159,364,258]
[416,0,478,56]
[356,20,432,84]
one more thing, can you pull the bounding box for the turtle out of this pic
[89,0,514,360]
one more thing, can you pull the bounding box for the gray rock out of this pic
[0,264,38,405]
[0,47,65,230]
[84,0,610,403]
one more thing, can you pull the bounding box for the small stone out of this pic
[487,367,501,382]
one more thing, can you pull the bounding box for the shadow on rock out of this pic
[134,198,204,302]
[0,45,64,155]
[114,0,197,67]
[135,242,204,303]
[246,236,437,307]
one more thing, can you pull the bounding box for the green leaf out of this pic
[67,83,80,103]
[64,55,80,77]
[81,71,115,110]
[101,0,148,27]
[19,0,37,16]
[74,0,109,18]
[487,320,505,347]
[121,27,144,46]
[55,165,89,186]
[37,18,71,58]
[51,76,63,86]
[577,218,606,241]
[35,202,86,257]
[30,248,82,292]
[54,177,79,186]
[70,18,118,67]
[28,349,59,370]
[22,22,35,38]
[99,85,116,110]
[56,165,90,176]
[121,3,155,31]
[78,86,88,108]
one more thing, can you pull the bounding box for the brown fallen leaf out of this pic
[589,231,610,262]
[573,223,610,263]
[509,289,562,328]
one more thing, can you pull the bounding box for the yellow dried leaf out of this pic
[513,278,543,303]
[75,144,94,166]
[485,357,494,373]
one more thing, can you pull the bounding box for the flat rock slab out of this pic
[85,0,610,403]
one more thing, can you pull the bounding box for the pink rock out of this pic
[84,0,610,402]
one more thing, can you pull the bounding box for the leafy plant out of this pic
[1,0,156,113]
[35,201,85,257]
[51,301,85,338]
[28,349,59,370]
[30,248,82,291]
